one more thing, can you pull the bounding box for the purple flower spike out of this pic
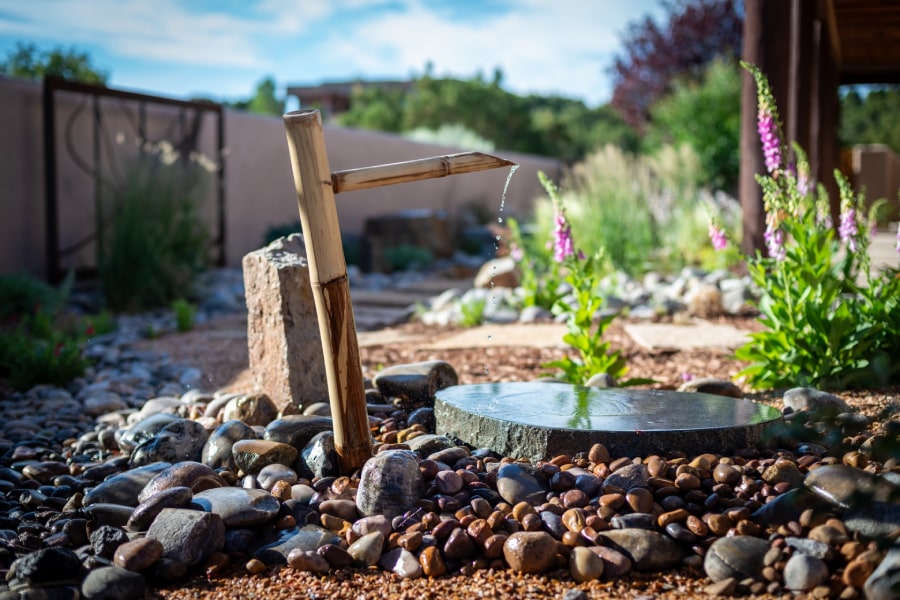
[757,113,781,173]
[708,222,727,251]
[552,210,576,263]
[895,222,900,254]
[839,209,858,253]
[764,224,785,261]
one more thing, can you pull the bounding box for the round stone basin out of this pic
[434,382,782,461]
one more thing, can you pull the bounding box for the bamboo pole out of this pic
[332,152,516,194]
[283,109,372,472]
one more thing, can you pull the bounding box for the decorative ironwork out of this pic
[42,76,226,282]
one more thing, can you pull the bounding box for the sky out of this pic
[0,0,665,108]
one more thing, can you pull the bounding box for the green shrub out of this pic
[457,295,487,327]
[0,273,61,322]
[0,290,91,391]
[100,156,210,312]
[171,298,196,332]
[384,245,433,272]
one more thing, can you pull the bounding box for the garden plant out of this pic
[712,63,900,390]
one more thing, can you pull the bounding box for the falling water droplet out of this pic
[498,217,504,224]
[487,335,493,340]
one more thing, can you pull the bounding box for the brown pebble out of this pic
[625,487,654,513]
[704,577,737,596]
[713,463,741,485]
[114,537,163,572]
[843,550,881,588]
[646,456,668,478]
[704,513,732,536]
[809,523,849,546]
[270,480,292,501]
[483,533,507,559]
[685,515,708,537]
[588,443,610,464]
[245,558,267,575]
[204,552,231,578]
[599,493,626,510]
[561,508,586,533]
[467,519,493,546]
[397,531,423,553]
[502,531,558,574]
[521,513,542,532]
[511,501,536,521]
[609,457,632,472]
[419,545,446,577]
[674,472,701,491]
[657,508,689,528]
[840,541,865,562]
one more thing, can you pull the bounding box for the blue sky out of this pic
[0,0,664,107]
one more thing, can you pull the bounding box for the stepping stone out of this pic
[434,382,781,461]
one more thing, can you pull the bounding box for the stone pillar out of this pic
[242,234,329,414]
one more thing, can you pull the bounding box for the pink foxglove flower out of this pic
[708,221,728,251]
[764,224,785,261]
[757,113,781,173]
[552,208,576,263]
[509,243,524,262]
[838,208,858,253]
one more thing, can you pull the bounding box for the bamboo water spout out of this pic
[283,109,516,473]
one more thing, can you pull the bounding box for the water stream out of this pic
[483,163,520,376]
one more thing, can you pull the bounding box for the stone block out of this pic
[242,234,328,415]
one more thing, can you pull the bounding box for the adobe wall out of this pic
[0,77,561,279]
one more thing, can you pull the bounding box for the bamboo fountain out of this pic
[283,109,516,473]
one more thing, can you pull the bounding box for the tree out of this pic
[610,0,743,131]
[647,57,742,192]
[0,42,108,84]
[337,67,637,163]
[840,86,900,154]
[229,76,285,116]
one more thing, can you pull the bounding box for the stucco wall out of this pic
[0,77,562,279]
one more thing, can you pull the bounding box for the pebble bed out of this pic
[1,269,898,600]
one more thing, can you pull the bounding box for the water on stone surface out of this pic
[436,382,782,432]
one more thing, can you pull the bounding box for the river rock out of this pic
[373,360,459,407]
[347,531,385,567]
[232,439,299,475]
[602,463,649,493]
[301,431,339,479]
[864,544,900,600]
[804,464,898,509]
[379,547,423,579]
[596,528,683,572]
[221,393,279,427]
[127,486,194,531]
[356,449,423,519]
[496,463,548,505]
[138,461,226,503]
[193,487,281,527]
[783,553,829,591]
[202,420,257,470]
[676,377,743,398]
[253,525,342,565]
[114,537,164,572]
[704,535,769,582]
[116,413,180,453]
[569,546,604,582]
[145,508,225,566]
[129,419,209,466]
[783,387,850,414]
[83,462,172,507]
[264,415,334,450]
[9,547,84,585]
[503,531,558,573]
[81,565,146,600]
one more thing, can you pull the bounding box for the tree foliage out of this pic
[337,67,637,162]
[610,0,743,131]
[840,86,900,154]
[0,42,108,84]
[228,76,285,116]
[647,57,742,192]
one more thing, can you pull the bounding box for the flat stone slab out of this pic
[435,382,781,461]
[623,321,750,351]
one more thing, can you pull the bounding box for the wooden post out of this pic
[283,109,372,473]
